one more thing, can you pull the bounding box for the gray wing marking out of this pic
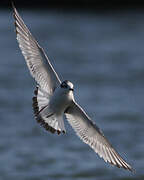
[65,102,133,171]
[13,5,61,94]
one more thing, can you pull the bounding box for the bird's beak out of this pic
[69,88,74,91]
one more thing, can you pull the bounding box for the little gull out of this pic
[12,4,133,172]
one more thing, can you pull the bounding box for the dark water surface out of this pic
[0,9,144,180]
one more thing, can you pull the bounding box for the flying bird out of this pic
[12,5,133,172]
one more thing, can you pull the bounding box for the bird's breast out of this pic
[49,90,72,114]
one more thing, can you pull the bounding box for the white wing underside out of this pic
[13,5,61,95]
[65,102,133,171]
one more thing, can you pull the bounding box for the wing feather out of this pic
[65,102,133,171]
[13,5,61,94]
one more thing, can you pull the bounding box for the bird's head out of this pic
[60,80,74,92]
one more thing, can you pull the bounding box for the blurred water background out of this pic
[0,8,144,180]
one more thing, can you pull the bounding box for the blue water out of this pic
[0,9,144,180]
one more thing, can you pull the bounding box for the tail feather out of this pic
[32,86,66,134]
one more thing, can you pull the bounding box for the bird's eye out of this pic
[61,82,68,89]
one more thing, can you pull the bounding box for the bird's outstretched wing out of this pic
[65,102,133,171]
[13,5,61,95]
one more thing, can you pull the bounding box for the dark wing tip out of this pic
[12,1,16,17]
[12,2,18,34]
[110,148,134,172]
[11,1,15,9]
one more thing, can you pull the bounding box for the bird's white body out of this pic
[49,82,74,114]
[13,4,133,172]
